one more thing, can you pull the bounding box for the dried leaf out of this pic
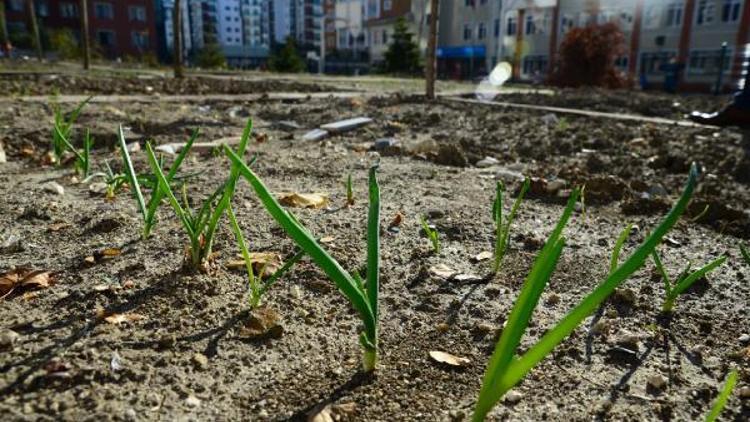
[21,271,52,288]
[47,222,70,232]
[277,192,329,209]
[308,402,357,422]
[319,236,335,244]
[389,211,405,227]
[101,248,122,257]
[84,256,96,264]
[239,306,283,339]
[227,252,282,278]
[1,268,53,299]
[472,251,493,262]
[429,264,455,279]
[429,350,470,367]
[104,313,146,325]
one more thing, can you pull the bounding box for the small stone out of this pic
[0,140,6,163]
[185,395,201,408]
[192,353,209,370]
[546,179,566,194]
[739,386,750,398]
[42,181,65,195]
[239,307,283,340]
[504,390,524,404]
[545,292,560,305]
[647,374,667,392]
[123,408,137,421]
[614,332,641,353]
[612,288,636,306]
[0,329,20,349]
[648,184,668,197]
[738,333,750,345]
[373,137,398,150]
[89,182,108,195]
[451,273,483,283]
[472,251,493,262]
[425,209,445,219]
[476,156,499,168]
[127,142,140,153]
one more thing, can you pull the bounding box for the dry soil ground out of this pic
[0,71,748,421]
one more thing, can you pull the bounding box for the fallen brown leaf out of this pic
[227,252,282,277]
[308,402,357,422]
[101,248,122,257]
[389,211,405,227]
[277,192,329,209]
[429,350,470,367]
[0,268,53,299]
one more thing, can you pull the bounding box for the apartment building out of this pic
[437,0,504,79]
[365,0,429,65]
[496,0,750,91]
[4,0,157,58]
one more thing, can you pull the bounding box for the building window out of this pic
[506,16,516,35]
[382,30,388,44]
[494,18,500,37]
[96,30,115,47]
[463,23,472,40]
[384,0,391,11]
[614,56,629,70]
[131,31,149,49]
[94,2,114,20]
[561,14,574,33]
[688,49,731,75]
[128,6,146,22]
[8,0,23,12]
[696,0,716,24]
[665,2,683,27]
[525,15,535,34]
[640,51,677,75]
[478,22,486,40]
[721,0,741,22]
[522,55,548,75]
[60,3,78,18]
[36,0,49,17]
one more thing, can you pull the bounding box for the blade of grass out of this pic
[118,125,147,220]
[227,203,258,306]
[740,244,750,265]
[705,369,738,422]
[666,255,726,310]
[652,250,672,298]
[495,178,530,272]
[610,223,633,275]
[258,249,306,297]
[145,142,195,239]
[367,166,380,322]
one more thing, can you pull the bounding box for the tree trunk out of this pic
[425,0,439,99]
[0,2,9,56]
[173,0,184,78]
[26,0,42,61]
[80,0,90,69]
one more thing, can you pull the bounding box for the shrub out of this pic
[195,42,226,69]
[269,36,305,73]
[383,17,421,75]
[553,22,627,89]
[50,28,80,60]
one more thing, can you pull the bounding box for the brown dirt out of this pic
[0,75,748,421]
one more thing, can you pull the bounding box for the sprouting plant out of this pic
[609,223,633,274]
[226,203,305,308]
[420,216,440,254]
[472,163,699,421]
[492,178,530,273]
[118,125,198,239]
[740,244,750,266]
[53,126,93,177]
[144,120,255,272]
[51,96,91,165]
[225,146,381,372]
[345,173,354,206]
[651,250,726,313]
[555,117,569,132]
[705,369,738,422]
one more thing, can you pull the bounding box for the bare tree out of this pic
[425,0,439,99]
[80,0,90,69]
[0,1,9,56]
[173,0,184,78]
[26,0,42,61]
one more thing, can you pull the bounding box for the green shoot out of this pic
[705,369,738,422]
[740,244,750,266]
[225,146,381,372]
[420,216,440,254]
[651,251,726,313]
[145,119,255,271]
[473,163,699,421]
[53,125,93,177]
[118,125,198,239]
[51,96,91,165]
[609,223,633,274]
[345,173,354,206]
[492,178,530,273]
[227,203,305,308]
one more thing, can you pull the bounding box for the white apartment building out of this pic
[217,0,243,46]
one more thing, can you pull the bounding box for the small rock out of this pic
[42,181,65,195]
[739,386,750,398]
[192,353,209,370]
[545,292,560,305]
[614,331,641,353]
[504,390,524,404]
[546,179,566,194]
[302,129,329,141]
[373,137,398,150]
[123,408,137,421]
[0,234,23,254]
[429,264,455,279]
[738,333,750,345]
[451,273,483,283]
[185,395,201,408]
[541,113,559,125]
[239,307,283,340]
[0,329,20,349]
[425,209,445,219]
[612,288,636,306]
[472,251,493,262]
[476,156,499,168]
[647,374,667,392]
[495,167,525,183]
[0,140,6,163]
[89,182,108,195]
[648,184,668,197]
[127,142,140,153]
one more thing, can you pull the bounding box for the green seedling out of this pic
[227,203,305,308]
[420,216,440,254]
[473,163,699,421]
[118,125,198,239]
[610,223,633,274]
[740,244,750,266]
[225,146,381,372]
[145,120,255,271]
[53,125,93,177]
[651,250,726,313]
[51,96,91,165]
[492,178,530,273]
[705,369,738,422]
[345,173,354,206]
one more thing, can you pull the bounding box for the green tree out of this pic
[196,42,226,68]
[269,36,305,73]
[50,28,80,59]
[384,17,420,75]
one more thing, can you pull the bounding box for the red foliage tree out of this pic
[553,22,627,88]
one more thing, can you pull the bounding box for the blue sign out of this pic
[436,45,487,59]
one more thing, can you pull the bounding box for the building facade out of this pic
[4,0,157,58]
[365,0,429,65]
